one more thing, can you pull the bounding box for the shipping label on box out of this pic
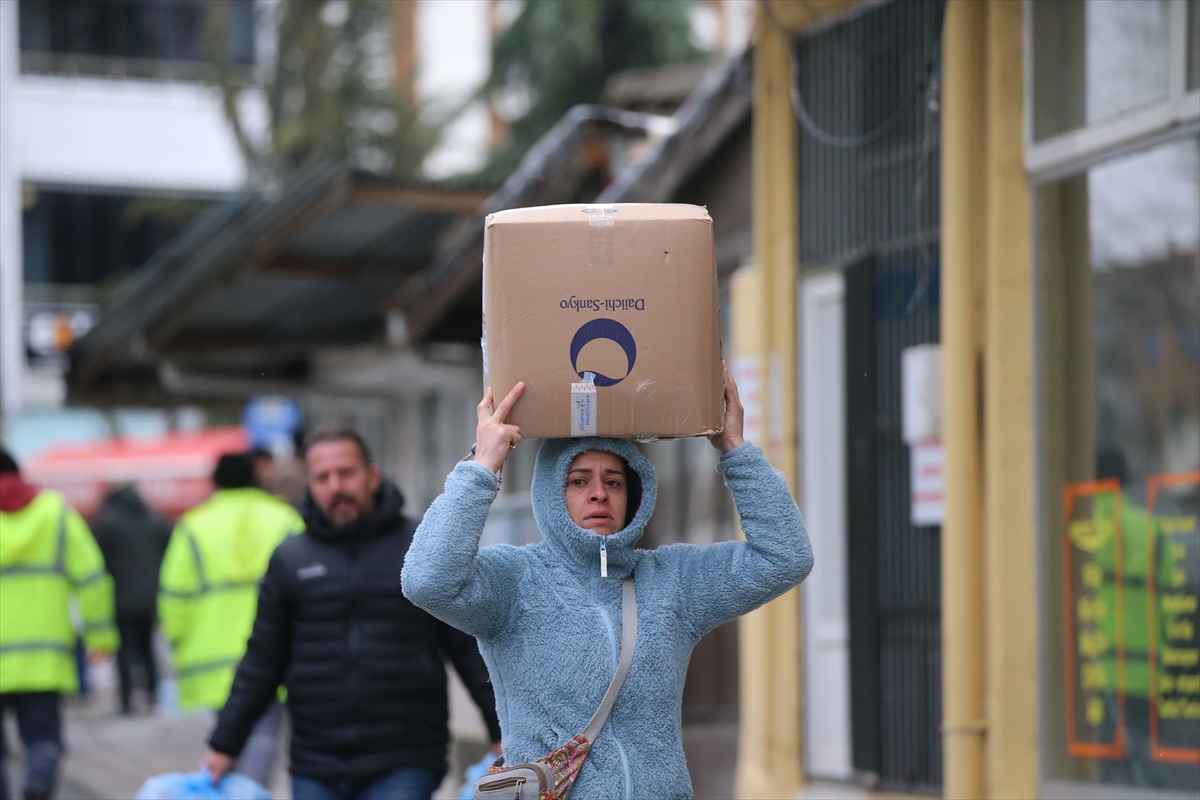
[483,203,722,440]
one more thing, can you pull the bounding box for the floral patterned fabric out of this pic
[487,735,593,800]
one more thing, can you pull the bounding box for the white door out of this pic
[801,271,853,780]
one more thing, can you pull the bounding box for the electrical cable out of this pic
[757,0,945,150]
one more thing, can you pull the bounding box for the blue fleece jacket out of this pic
[401,437,812,799]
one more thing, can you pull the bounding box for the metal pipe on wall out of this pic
[939,1,988,797]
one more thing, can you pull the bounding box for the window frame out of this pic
[1024,0,1200,184]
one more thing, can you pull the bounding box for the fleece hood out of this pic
[530,437,657,579]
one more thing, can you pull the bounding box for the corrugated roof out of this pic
[69,163,490,403]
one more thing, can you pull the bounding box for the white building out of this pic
[0,0,264,453]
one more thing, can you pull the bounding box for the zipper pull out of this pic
[600,538,608,578]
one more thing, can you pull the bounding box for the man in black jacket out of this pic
[204,428,501,800]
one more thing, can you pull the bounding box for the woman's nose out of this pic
[590,480,608,501]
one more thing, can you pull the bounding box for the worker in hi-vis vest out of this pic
[158,452,302,785]
[0,447,117,800]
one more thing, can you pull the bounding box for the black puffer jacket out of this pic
[209,480,501,783]
[91,486,172,617]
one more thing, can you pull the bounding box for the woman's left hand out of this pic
[709,360,746,454]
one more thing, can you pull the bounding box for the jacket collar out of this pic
[530,438,657,579]
[301,479,407,542]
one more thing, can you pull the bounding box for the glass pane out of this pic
[1189,0,1199,92]
[1034,0,1171,141]
[1038,137,1200,791]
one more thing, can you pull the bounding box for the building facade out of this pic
[741,1,1199,797]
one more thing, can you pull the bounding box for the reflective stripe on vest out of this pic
[0,641,75,655]
[175,658,244,679]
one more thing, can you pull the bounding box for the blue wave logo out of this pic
[570,318,637,387]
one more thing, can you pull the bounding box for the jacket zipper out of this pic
[590,576,632,800]
[347,542,361,747]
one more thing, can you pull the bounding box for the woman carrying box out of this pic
[401,363,813,799]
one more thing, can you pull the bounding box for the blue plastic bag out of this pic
[458,752,499,800]
[135,768,272,800]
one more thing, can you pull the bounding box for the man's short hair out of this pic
[304,427,373,465]
[0,447,19,475]
[246,446,273,463]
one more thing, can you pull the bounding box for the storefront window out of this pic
[1189,0,1200,92]
[1033,0,1172,141]
[1038,137,1200,791]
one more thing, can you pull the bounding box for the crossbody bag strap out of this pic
[580,576,637,743]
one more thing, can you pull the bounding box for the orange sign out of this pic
[1063,479,1126,759]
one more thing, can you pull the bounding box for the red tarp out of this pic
[23,427,249,520]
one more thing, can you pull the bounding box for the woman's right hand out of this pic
[475,382,525,473]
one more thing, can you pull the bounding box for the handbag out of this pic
[473,577,637,800]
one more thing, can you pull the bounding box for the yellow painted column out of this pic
[982,2,1039,796]
[734,5,802,799]
[939,1,988,798]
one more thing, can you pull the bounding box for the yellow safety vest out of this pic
[158,488,303,711]
[0,490,118,694]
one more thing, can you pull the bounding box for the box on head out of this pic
[482,203,723,440]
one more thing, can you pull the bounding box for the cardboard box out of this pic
[483,203,722,440]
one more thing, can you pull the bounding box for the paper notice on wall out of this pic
[911,440,944,526]
[732,356,763,447]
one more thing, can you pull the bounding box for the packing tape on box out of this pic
[571,372,598,436]
[584,205,616,269]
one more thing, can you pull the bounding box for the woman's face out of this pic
[564,450,628,536]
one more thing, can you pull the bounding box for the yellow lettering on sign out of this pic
[1162,515,1198,536]
[1189,702,1200,720]
[1167,619,1196,641]
[1082,662,1108,690]
[1160,673,1177,694]
[1161,699,1183,719]
[1079,630,1110,658]
[1077,594,1107,624]
[1070,518,1114,553]
[1169,542,1188,561]
[1086,696,1105,726]
[1162,648,1200,668]
[1082,562,1104,589]
[1170,569,1187,588]
[1161,594,1199,614]
[1176,674,1200,695]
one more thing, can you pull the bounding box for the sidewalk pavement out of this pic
[53,662,292,800]
[796,780,925,799]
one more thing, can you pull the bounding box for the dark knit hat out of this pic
[213,453,256,489]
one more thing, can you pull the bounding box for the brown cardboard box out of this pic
[483,203,722,440]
